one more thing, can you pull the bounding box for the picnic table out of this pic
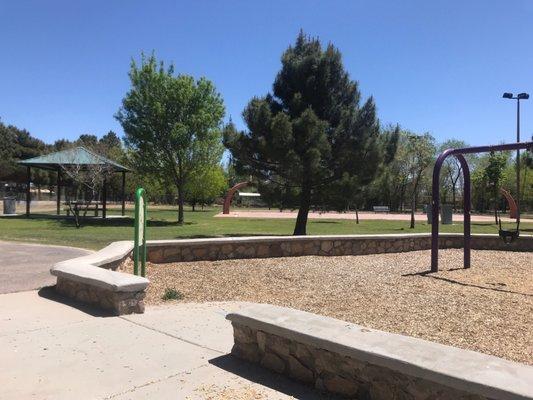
[64,201,103,217]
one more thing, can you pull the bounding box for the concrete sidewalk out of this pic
[0,241,92,294]
[0,290,328,399]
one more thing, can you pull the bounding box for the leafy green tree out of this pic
[224,32,397,235]
[97,132,127,203]
[438,139,468,210]
[99,131,122,150]
[0,122,49,195]
[254,175,298,212]
[484,152,509,223]
[116,54,225,223]
[0,122,18,183]
[185,166,227,211]
[53,139,73,151]
[77,134,98,148]
[395,132,436,228]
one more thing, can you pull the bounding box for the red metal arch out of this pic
[223,181,252,214]
[500,188,518,219]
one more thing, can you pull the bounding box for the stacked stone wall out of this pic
[55,277,145,315]
[231,322,486,399]
[147,234,532,264]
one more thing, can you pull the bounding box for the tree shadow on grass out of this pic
[51,216,187,228]
[209,354,341,399]
[38,286,116,317]
[15,213,193,228]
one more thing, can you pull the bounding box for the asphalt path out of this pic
[0,241,91,294]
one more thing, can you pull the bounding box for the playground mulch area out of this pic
[124,249,533,365]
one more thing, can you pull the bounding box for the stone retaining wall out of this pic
[51,241,149,315]
[231,323,482,399]
[147,234,533,264]
[227,304,533,400]
[55,277,146,315]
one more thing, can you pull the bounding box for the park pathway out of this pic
[0,241,92,294]
[0,291,323,399]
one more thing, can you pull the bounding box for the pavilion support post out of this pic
[121,171,126,216]
[102,175,107,219]
[26,166,31,217]
[56,169,61,215]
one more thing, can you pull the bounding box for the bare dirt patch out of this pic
[122,249,533,364]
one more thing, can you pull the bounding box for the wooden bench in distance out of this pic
[227,304,533,400]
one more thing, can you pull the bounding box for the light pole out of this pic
[502,92,529,225]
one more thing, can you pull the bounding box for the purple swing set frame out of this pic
[430,140,533,272]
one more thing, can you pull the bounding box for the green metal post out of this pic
[133,187,147,277]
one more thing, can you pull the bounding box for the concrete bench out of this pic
[50,241,149,315]
[227,304,533,400]
[372,205,390,212]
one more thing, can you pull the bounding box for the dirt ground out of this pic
[123,249,533,365]
[216,209,533,223]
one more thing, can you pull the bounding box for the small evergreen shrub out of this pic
[161,288,183,301]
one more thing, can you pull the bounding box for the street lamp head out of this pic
[517,93,529,100]
[503,92,514,99]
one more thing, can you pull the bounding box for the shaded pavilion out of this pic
[18,147,130,218]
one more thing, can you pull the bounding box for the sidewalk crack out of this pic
[118,316,225,355]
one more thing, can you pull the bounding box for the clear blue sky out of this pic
[1,0,532,147]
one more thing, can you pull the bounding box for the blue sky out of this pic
[1,0,532,147]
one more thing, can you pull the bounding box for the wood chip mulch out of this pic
[121,249,533,365]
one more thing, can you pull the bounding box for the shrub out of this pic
[161,288,184,301]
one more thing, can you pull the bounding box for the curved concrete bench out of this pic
[227,304,533,400]
[50,241,149,315]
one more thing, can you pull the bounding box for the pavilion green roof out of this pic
[18,146,130,172]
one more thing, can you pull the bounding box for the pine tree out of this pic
[224,31,397,234]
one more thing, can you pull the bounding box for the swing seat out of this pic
[498,228,519,244]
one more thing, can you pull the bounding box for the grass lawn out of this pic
[0,206,531,250]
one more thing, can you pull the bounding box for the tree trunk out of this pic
[355,206,359,224]
[293,184,311,235]
[177,187,184,224]
[410,177,420,229]
[191,202,196,212]
[410,196,415,229]
[452,185,456,212]
[494,198,498,224]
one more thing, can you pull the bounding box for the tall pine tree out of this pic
[225,32,397,234]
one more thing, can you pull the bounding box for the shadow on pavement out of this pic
[209,354,340,399]
[37,286,116,317]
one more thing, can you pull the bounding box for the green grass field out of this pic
[1,206,530,250]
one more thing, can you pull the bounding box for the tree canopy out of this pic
[116,53,225,223]
[224,32,397,234]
